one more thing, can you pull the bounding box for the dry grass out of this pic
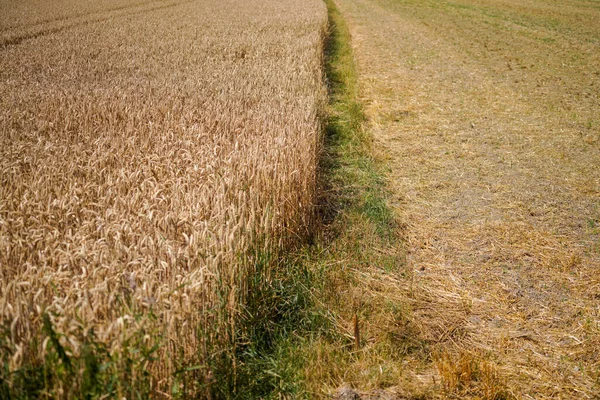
[0,0,327,396]
[328,0,600,398]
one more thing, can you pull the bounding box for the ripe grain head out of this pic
[0,0,327,395]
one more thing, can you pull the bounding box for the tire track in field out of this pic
[0,0,191,50]
[0,0,156,33]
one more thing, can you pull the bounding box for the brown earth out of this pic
[333,0,600,398]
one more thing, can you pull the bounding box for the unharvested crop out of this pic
[0,0,327,396]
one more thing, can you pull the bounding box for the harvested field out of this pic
[331,0,600,398]
[0,0,327,397]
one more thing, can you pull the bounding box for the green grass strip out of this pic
[229,1,403,398]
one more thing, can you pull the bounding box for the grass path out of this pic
[333,0,600,397]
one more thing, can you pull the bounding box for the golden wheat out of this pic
[0,0,327,395]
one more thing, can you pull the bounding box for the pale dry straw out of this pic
[333,0,600,397]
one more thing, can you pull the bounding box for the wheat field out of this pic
[0,0,327,396]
